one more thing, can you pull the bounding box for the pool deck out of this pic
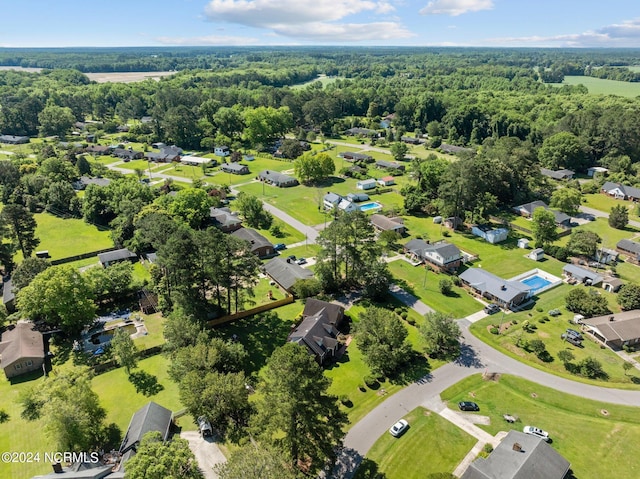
[509,268,562,295]
[81,317,148,353]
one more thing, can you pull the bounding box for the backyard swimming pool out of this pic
[360,202,382,212]
[520,275,552,293]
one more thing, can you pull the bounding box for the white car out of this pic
[523,425,550,442]
[389,419,409,437]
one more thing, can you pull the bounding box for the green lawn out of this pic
[290,75,343,90]
[246,217,305,245]
[134,313,166,350]
[556,217,640,251]
[356,407,476,479]
[388,260,483,318]
[582,193,640,221]
[441,374,640,479]
[272,244,321,262]
[471,283,640,388]
[553,76,640,97]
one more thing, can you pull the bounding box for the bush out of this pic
[401,312,408,320]
[442,230,451,237]
[364,375,379,388]
[406,317,416,326]
[483,444,494,454]
[452,276,462,287]
[439,278,453,295]
[490,327,499,335]
[339,395,353,407]
[358,384,367,392]
[0,410,8,423]
[535,306,543,312]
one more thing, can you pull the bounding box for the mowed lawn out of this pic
[554,76,640,97]
[17,212,113,261]
[441,374,640,479]
[356,407,476,479]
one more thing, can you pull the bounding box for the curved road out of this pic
[334,319,640,477]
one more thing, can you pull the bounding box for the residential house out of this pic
[583,310,640,349]
[528,248,544,261]
[232,228,275,258]
[459,268,531,309]
[214,145,230,157]
[587,166,608,177]
[116,125,130,133]
[345,127,377,136]
[401,136,423,145]
[98,248,137,268]
[601,181,640,201]
[118,402,173,470]
[616,239,640,260]
[375,160,405,172]
[439,143,473,155]
[603,277,624,293]
[0,134,29,144]
[145,145,182,162]
[347,192,369,203]
[323,192,342,210]
[258,170,298,187]
[444,216,464,230]
[0,322,45,379]
[597,247,619,265]
[2,278,16,313]
[461,430,570,479]
[181,156,215,167]
[404,239,462,272]
[288,299,345,365]
[370,214,405,234]
[540,168,575,180]
[85,145,112,155]
[32,462,113,479]
[356,179,377,190]
[221,163,249,175]
[377,176,395,186]
[140,116,153,124]
[113,148,143,161]
[340,151,373,163]
[513,200,571,226]
[337,198,358,213]
[209,207,242,233]
[562,264,603,286]
[472,224,509,244]
[263,257,314,293]
[243,154,255,161]
[73,176,111,190]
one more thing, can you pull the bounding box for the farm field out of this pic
[554,76,640,97]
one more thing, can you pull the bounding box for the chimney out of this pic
[512,443,522,452]
[52,462,63,473]
[501,285,507,291]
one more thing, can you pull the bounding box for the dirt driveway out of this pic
[180,430,227,479]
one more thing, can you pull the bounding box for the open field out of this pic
[356,407,476,479]
[582,193,640,221]
[290,75,343,90]
[553,76,640,97]
[441,374,640,479]
[85,71,177,83]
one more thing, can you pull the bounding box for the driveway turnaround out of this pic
[180,431,226,479]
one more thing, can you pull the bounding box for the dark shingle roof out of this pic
[370,214,404,231]
[221,163,249,174]
[97,248,137,265]
[231,228,273,252]
[459,268,530,304]
[602,181,640,199]
[617,239,640,255]
[562,264,603,284]
[258,170,298,186]
[119,402,173,455]
[263,257,314,291]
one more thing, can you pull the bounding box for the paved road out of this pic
[580,204,640,229]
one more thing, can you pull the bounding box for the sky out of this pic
[1,0,640,48]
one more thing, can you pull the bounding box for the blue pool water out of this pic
[360,202,382,212]
[520,275,552,293]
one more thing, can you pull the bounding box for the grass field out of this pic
[441,374,640,479]
[290,75,343,90]
[356,407,476,479]
[582,193,640,221]
[553,76,640,97]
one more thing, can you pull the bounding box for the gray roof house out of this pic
[210,207,242,233]
[370,214,405,234]
[113,148,143,160]
[221,163,249,175]
[345,127,377,136]
[2,277,16,313]
[0,134,29,144]
[73,176,111,190]
[562,264,603,286]
[232,227,275,258]
[340,151,373,162]
[323,192,342,209]
[617,239,640,258]
[405,240,461,272]
[258,170,298,187]
[0,322,45,380]
[375,160,405,172]
[601,181,640,201]
[118,402,173,469]
[461,430,570,479]
[540,168,575,180]
[459,268,531,309]
[513,200,571,226]
[263,257,314,292]
[98,248,137,268]
[583,310,640,349]
[288,299,345,365]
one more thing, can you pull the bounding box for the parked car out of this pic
[561,333,583,347]
[296,257,307,265]
[523,425,550,442]
[484,303,500,315]
[286,255,296,261]
[458,401,480,411]
[548,309,561,317]
[274,243,286,251]
[197,416,213,437]
[566,328,584,341]
[389,419,409,437]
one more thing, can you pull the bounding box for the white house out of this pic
[214,145,230,157]
[323,192,342,210]
[356,179,377,190]
[588,166,609,177]
[337,199,358,213]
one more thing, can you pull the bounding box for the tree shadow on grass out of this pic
[128,370,164,396]
[354,458,387,479]
[389,352,432,386]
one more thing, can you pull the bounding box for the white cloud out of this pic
[155,35,260,46]
[486,18,640,47]
[420,0,494,16]
[202,0,411,42]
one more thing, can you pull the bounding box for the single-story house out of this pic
[472,224,509,244]
[356,179,377,190]
[2,278,16,313]
[459,268,531,309]
[32,461,113,478]
[73,176,111,190]
[258,170,298,187]
[601,181,640,201]
[181,155,215,167]
[377,176,395,186]
[528,248,544,261]
[540,168,575,180]
[375,160,405,172]
[214,145,230,157]
[221,163,249,175]
[348,165,366,175]
[340,151,373,163]
[116,125,129,133]
[98,248,137,268]
[0,322,45,379]
[85,145,112,155]
[617,239,640,260]
[113,148,143,161]
[587,166,609,177]
[140,116,153,124]
[404,239,462,272]
[263,257,314,292]
[603,277,624,293]
[232,227,275,258]
[145,145,182,162]
[401,136,423,145]
[583,310,640,349]
[597,248,619,265]
[562,264,603,286]
[0,134,29,144]
[517,238,530,249]
[243,154,255,161]
[118,402,173,470]
[345,127,377,136]
[461,430,570,479]
[210,207,242,233]
[513,200,571,226]
[347,192,369,203]
[288,299,345,365]
[337,199,358,213]
[370,214,405,234]
[323,192,342,209]
[439,143,473,155]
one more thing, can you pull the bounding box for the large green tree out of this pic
[1,204,40,258]
[38,104,75,137]
[565,288,610,317]
[124,432,203,479]
[617,283,640,311]
[609,204,629,230]
[293,152,335,185]
[420,312,462,360]
[550,187,582,216]
[167,188,214,229]
[538,132,589,171]
[110,326,138,374]
[234,192,273,229]
[215,445,300,479]
[252,343,347,473]
[566,230,601,258]
[243,106,293,147]
[11,257,50,289]
[531,207,557,248]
